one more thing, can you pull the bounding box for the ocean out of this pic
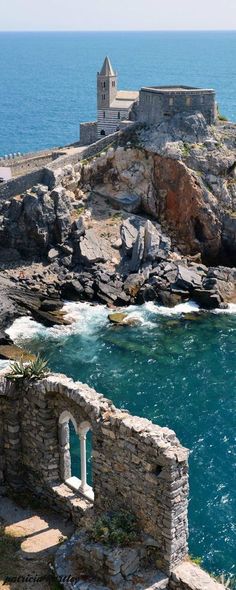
[0,30,236,156]
[6,301,236,582]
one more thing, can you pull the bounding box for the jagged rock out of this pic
[48,248,59,262]
[0,185,75,257]
[144,220,160,260]
[61,279,84,300]
[79,229,109,265]
[193,288,222,309]
[120,217,141,255]
[0,331,12,346]
[124,273,146,297]
[97,281,130,306]
[40,299,62,311]
[167,112,209,143]
[158,290,185,307]
[130,226,145,272]
[72,215,86,239]
[110,192,141,213]
[0,345,35,362]
[175,265,203,291]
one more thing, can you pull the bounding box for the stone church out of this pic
[80,56,139,144]
[80,56,216,145]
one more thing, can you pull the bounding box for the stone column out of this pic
[58,421,71,481]
[79,431,88,493]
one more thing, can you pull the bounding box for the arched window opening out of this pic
[100,129,106,136]
[58,412,93,501]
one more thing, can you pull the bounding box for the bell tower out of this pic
[97,56,117,110]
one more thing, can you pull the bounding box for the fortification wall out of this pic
[0,169,45,201]
[80,121,97,145]
[0,130,126,201]
[139,88,216,126]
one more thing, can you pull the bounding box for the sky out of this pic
[0,0,236,31]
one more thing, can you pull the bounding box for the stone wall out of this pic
[139,87,216,126]
[0,129,126,201]
[0,370,227,589]
[0,370,189,575]
[0,169,45,201]
[169,562,225,590]
[80,121,98,146]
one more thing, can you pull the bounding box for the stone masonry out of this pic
[0,370,226,589]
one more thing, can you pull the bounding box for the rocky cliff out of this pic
[0,114,236,329]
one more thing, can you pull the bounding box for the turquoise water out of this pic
[6,302,236,580]
[0,31,236,155]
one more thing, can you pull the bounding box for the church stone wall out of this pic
[139,87,216,126]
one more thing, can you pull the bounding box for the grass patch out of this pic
[182,143,191,157]
[189,555,203,566]
[74,206,85,217]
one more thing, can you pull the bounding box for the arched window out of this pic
[100,129,106,136]
[58,412,93,500]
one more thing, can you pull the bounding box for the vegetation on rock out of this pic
[6,354,49,381]
[90,510,139,546]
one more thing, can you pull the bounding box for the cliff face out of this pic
[0,114,236,318]
[81,114,236,264]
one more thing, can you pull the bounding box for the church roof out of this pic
[110,90,139,109]
[99,56,115,77]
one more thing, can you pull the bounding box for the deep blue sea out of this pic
[0,31,236,156]
[5,302,236,582]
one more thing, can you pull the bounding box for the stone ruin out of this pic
[0,371,225,590]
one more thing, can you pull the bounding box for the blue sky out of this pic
[1,0,236,31]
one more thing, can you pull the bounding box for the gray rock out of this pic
[48,248,59,262]
[120,216,145,255]
[175,265,203,291]
[79,229,109,265]
[193,288,222,309]
[130,226,145,272]
[144,220,161,261]
[111,193,141,213]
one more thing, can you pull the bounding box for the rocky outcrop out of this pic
[151,155,221,259]
[0,117,236,319]
[79,229,109,265]
[0,184,77,257]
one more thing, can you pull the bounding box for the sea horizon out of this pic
[0,30,235,154]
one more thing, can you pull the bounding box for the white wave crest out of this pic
[5,298,236,346]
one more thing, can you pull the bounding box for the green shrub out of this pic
[217,105,228,122]
[90,510,139,546]
[189,555,203,566]
[6,354,49,382]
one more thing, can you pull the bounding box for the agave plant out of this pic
[6,354,49,381]
[215,574,235,588]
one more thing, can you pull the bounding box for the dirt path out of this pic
[0,494,74,590]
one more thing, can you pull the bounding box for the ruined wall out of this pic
[0,371,189,575]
